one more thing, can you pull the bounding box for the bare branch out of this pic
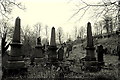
[0,0,25,19]
[81,0,89,6]
[68,5,88,21]
[77,6,90,22]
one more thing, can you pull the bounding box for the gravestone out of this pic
[58,45,64,61]
[48,27,57,65]
[33,37,45,65]
[84,22,99,72]
[96,45,104,65]
[34,37,44,58]
[6,17,26,72]
[117,42,120,60]
[85,22,96,61]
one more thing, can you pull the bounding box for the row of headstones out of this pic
[30,27,64,65]
[32,22,105,72]
[2,17,105,74]
[2,17,64,74]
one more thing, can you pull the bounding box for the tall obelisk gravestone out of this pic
[7,17,25,70]
[85,22,96,61]
[48,27,57,65]
[84,22,98,72]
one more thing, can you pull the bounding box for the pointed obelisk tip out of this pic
[16,17,20,20]
[88,22,91,25]
[52,27,55,29]
[87,22,91,27]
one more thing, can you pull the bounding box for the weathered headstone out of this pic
[117,42,120,60]
[58,46,64,61]
[34,37,44,57]
[6,17,26,71]
[96,45,104,65]
[33,37,45,65]
[65,43,72,58]
[48,27,57,65]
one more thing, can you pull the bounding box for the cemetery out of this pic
[0,0,120,80]
[0,17,120,80]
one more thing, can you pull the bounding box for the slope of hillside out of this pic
[79,36,118,54]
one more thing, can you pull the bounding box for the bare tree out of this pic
[57,27,64,44]
[73,26,78,40]
[70,0,120,32]
[104,17,110,34]
[0,0,25,55]
[94,22,101,35]
[34,22,42,37]
[0,0,25,19]
[45,25,49,40]
[70,0,119,21]
[78,26,85,39]
[21,25,33,57]
[99,20,104,35]
[66,32,69,40]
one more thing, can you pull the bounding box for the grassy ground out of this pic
[1,36,120,79]
[2,45,119,79]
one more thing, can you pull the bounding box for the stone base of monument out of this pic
[82,61,101,72]
[2,60,27,77]
[48,46,58,66]
[6,61,25,69]
[34,57,45,65]
[98,62,104,66]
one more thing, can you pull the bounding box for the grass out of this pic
[1,36,120,79]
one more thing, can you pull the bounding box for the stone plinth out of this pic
[34,57,46,65]
[34,45,44,58]
[6,61,25,69]
[10,43,23,56]
[83,61,101,72]
[85,47,96,61]
[48,46,57,62]
[33,46,45,65]
[33,37,45,65]
[35,37,44,58]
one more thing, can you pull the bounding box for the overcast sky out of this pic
[10,0,103,39]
